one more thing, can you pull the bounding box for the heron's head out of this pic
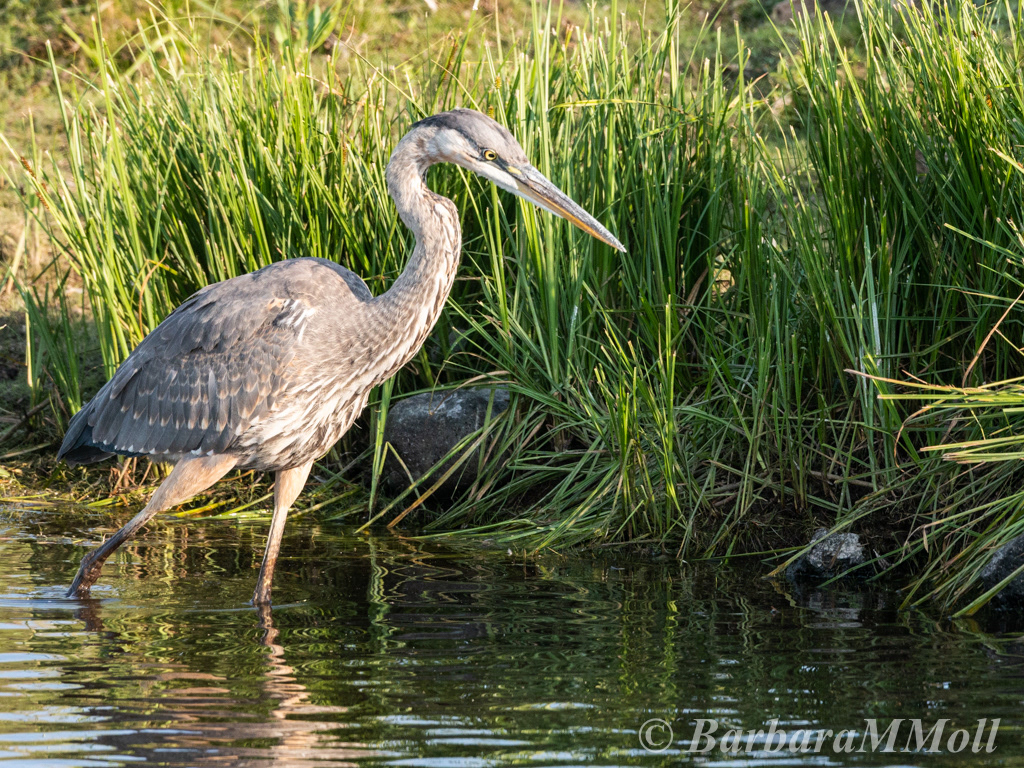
[409,108,625,252]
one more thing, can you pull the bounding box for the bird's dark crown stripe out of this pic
[412,112,483,154]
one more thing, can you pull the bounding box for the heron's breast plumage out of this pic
[233,359,374,470]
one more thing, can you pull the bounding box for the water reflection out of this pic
[0,509,1022,766]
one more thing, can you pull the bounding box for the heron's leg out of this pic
[67,454,238,598]
[253,460,314,606]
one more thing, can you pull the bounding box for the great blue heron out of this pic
[60,108,625,605]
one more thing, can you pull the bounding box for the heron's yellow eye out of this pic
[483,149,498,162]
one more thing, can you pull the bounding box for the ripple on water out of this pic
[0,653,66,664]
[0,516,1022,766]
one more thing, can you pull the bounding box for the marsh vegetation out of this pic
[3,0,1024,613]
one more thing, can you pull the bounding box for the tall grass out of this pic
[775,0,1024,609]
[7,0,1024,609]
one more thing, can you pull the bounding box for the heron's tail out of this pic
[58,404,114,466]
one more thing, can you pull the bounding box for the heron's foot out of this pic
[66,549,105,599]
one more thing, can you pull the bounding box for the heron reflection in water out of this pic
[70,598,366,765]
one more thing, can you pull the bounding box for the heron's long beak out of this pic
[513,165,626,252]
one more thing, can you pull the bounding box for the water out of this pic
[0,509,1022,767]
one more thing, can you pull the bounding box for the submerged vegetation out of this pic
[4,0,1024,612]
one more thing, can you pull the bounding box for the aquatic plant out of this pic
[5,0,1024,611]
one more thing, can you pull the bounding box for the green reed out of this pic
[7,0,1024,610]
[774,0,1024,609]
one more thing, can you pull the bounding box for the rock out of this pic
[786,528,869,582]
[382,388,510,497]
[979,534,1024,609]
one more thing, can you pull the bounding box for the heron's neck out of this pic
[373,143,461,375]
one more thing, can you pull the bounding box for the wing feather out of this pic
[58,258,373,466]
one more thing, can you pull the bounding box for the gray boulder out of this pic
[382,388,510,497]
[979,534,1024,609]
[787,528,869,582]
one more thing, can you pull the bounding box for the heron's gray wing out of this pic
[59,258,372,464]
